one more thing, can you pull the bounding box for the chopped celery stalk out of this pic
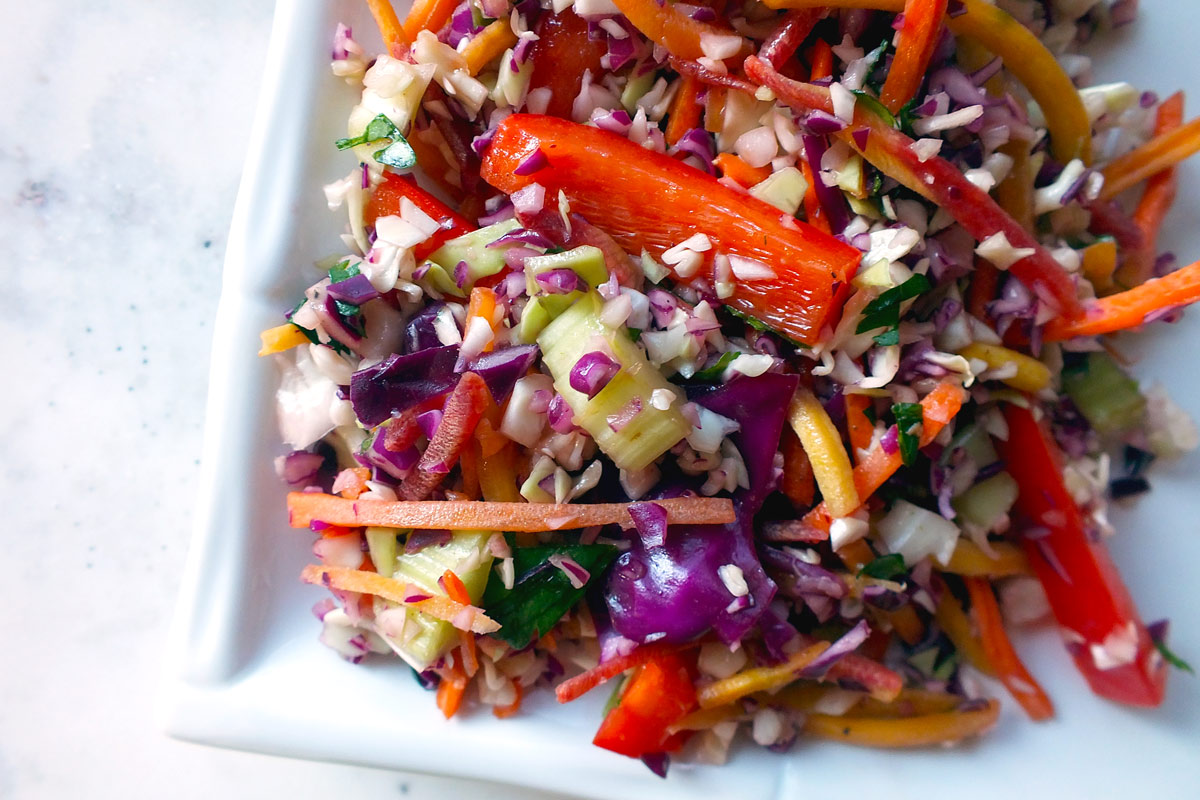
[953,471,1018,533]
[517,292,583,343]
[525,245,608,295]
[420,219,521,297]
[748,166,808,215]
[950,424,999,472]
[834,153,865,198]
[384,530,495,670]
[538,292,691,471]
[1062,352,1146,436]
[621,71,656,114]
[365,526,404,577]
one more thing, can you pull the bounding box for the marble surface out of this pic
[0,2,562,797]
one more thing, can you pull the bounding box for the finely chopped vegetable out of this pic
[267,0,1197,774]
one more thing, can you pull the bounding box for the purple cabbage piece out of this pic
[797,619,872,679]
[570,351,621,398]
[403,303,446,353]
[366,430,420,479]
[327,273,381,305]
[629,502,669,548]
[761,548,847,599]
[801,134,850,234]
[606,373,799,645]
[467,344,538,400]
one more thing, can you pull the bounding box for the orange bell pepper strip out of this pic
[780,428,817,508]
[965,577,1054,720]
[999,404,1167,707]
[460,20,518,76]
[802,381,967,534]
[480,114,862,345]
[759,0,1092,164]
[844,393,875,462]
[1117,92,1185,286]
[401,0,457,40]
[592,649,698,758]
[879,0,949,114]
[1043,257,1200,340]
[746,56,1085,318]
[808,38,833,81]
[713,152,771,187]
[528,9,608,119]
[365,172,474,261]
[665,73,704,146]
[258,323,310,356]
[436,662,469,718]
[1099,113,1200,201]
[366,0,409,59]
[610,0,747,61]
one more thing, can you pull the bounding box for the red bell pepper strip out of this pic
[365,172,475,261]
[480,114,862,345]
[759,9,824,70]
[527,9,608,120]
[744,55,1085,319]
[1042,258,1200,341]
[556,642,683,703]
[879,0,949,113]
[592,649,698,758]
[997,404,1167,707]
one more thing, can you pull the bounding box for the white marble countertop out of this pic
[0,2,562,797]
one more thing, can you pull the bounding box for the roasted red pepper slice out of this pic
[480,114,862,345]
[592,649,697,758]
[365,172,475,261]
[998,404,1167,707]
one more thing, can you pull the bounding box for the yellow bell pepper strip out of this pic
[1099,114,1200,201]
[697,641,830,708]
[1080,238,1119,294]
[610,0,749,61]
[958,342,1051,393]
[788,388,861,518]
[933,585,994,676]
[756,0,1092,163]
[942,539,1030,577]
[366,0,410,59]
[880,0,949,114]
[258,323,310,356]
[1043,257,1200,341]
[744,55,1086,319]
[479,114,863,345]
[460,19,518,76]
[802,698,1001,747]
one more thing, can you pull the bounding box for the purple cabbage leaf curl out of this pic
[605,373,799,646]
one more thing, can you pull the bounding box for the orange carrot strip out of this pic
[885,604,925,647]
[780,429,816,508]
[492,682,524,718]
[611,0,747,61]
[366,0,409,59]
[1043,258,1200,340]
[966,259,1000,319]
[665,73,703,145]
[836,538,875,571]
[258,323,310,356]
[803,698,1001,747]
[1099,114,1200,200]
[844,393,875,462]
[800,159,831,233]
[803,382,967,533]
[436,664,468,718]
[808,38,833,81]
[879,0,949,113]
[288,493,736,531]
[713,151,772,187]
[556,642,684,703]
[401,0,458,40]
[965,577,1054,721]
[300,565,500,634]
[441,570,479,677]
[465,286,499,353]
[1118,92,1185,286]
[461,20,519,76]
[441,569,471,605]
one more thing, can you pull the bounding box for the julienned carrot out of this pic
[555,642,683,703]
[461,20,518,76]
[492,682,523,718]
[610,0,747,61]
[808,38,833,80]
[879,0,948,113]
[287,492,736,531]
[844,393,875,462]
[966,259,1000,319]
[258,323,309,356]
[465,286,499,353]
[1118,92,1185,286]
[803,382,967,533]
[441,569,479,677]
[1099,113,1200,201]
[398,372,490,501]
[885,604,925,646]
[1043,258,1200,340]
[965,577,1054,721]
[803,699,1001,747]
[713,152,771,187]
[836,538,875,571]
[436,663,468,718]
[366,0,409,59]
[799,159,831,233]
[299,564,500,633]
[401,0,457,40]
[780,428,816,508]
[665,73,703,145]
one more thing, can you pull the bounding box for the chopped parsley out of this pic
[328,259,360,284]
[724,306,806,350]
[335,113,416,170]
[691,352,738,382]
[892,402,925,466]
[1155,639,1195,675]
[858,553,907,581]
[856,274,932,343]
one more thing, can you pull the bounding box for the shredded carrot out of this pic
[288,492,736,532]
[461,20,519,76]
[441,569,471,605]
[1100,114,1200,200]
[713,152,772,187]
[492,682,523,718]
[665,73,703,145]
[440,569,480,677]
[1043,257,1200,340]
[332,467,373,499]
[258,323,310,356]
[436,663,468,718]
[885,604,925,647]
[965,577,1054,720]
[465,286,499,353]
[836,538,875,571]
[844,393,875,462]
[804,382,967,533]
[780,428,816,508]
[299,564,500,634]
[366,0,409,59]
[808,38,833,81]
[556,642,682,703]
[1118,92,1185,286]
[799,159,831,233]
[879,0,948,113]
[803,698,1001,747]
[401,0,458,40]
[966,259,1000,319]
[697,642,830,709]
[933,585,994,676]
[788,388,861,518]
[942,539,1030,577]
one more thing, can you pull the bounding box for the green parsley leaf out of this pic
[852,87,897,129]
[335,113,400,150]
[856,274,932,338]
[375,138,417,170]
[1155,639,1195,675]
[626,327,642,342]
[724,306,807,350]
[858,553,907,580]
[328,260,359,284]
[872,328,900,346]
[333,299,360,318]
[691,351,739,382]
[892,402,925,466]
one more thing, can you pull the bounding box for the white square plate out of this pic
[160,2,1200,796]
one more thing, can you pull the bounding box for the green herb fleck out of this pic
[858,553,907,581]
[852,87,897,129]
[335,113,416,170]
[872,328,900,346]
[626,327,642,342]
[328,260,360,284]
[856,274,931,340]
[1155,639,1195,675]
[892,402,925,466]
[692,352,738,382]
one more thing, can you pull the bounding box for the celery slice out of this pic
[517,292,583,343]
[365,527,403,577]
[538,292,691,471]
[953,471,1018,533]
[420,219,521,297]
[1062,352,1146,436]
[524,245,608,295]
